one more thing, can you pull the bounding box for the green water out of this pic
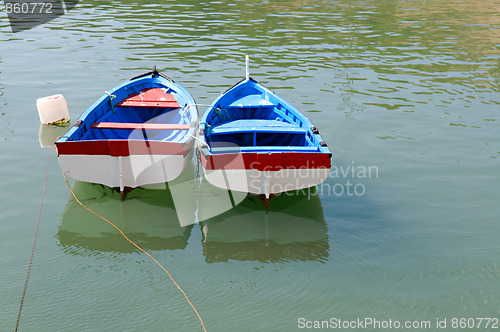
[1,0,499,331]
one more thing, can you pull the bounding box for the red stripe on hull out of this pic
[57,140,193,157]
[200,151,331,171]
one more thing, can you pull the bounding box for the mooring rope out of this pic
[104,91,116,113]
[62,172,207,332]
[14,151,51,332]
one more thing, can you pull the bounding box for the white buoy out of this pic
[36,94,70,124]
[245,55,250,80]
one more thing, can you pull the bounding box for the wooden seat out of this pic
[91,122,190,130]
[211,119,307,135]
[116,88,181,108]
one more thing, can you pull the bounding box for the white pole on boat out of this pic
[245,55,250,80]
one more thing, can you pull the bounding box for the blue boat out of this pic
[198,59,331,199]
[55,67,198,197]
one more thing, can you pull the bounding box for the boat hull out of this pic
[199,147,330,196]
[59,149,193,190]
[203,167,330,196]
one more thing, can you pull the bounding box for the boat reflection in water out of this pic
[58,170,328,260]
[200,187,329,263]
[57,181,192,253]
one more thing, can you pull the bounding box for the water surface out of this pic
[1,0,499,331]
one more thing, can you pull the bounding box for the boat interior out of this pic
[80,106,187,141]
[204,93,318,150]
[77,87,192,142]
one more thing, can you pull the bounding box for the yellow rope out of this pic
[62,172,207,332]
